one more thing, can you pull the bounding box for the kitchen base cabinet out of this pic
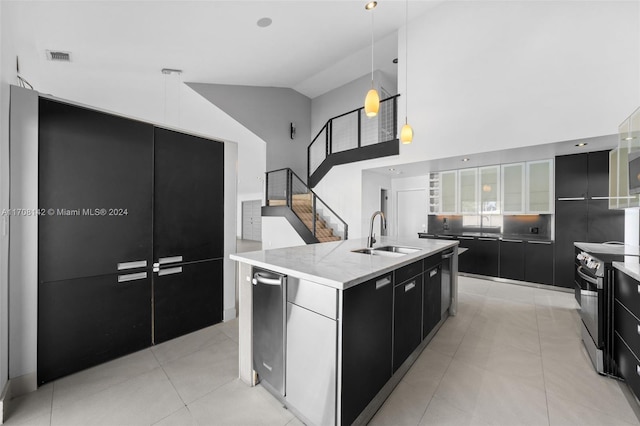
[524,241,554,285]
[38,273,152,385]
[460,237,499,277]
[555,199,588,288]
[154,259,223,344]
[393,275,422,372]
[423,264,442,339]
[499,240,525,281]
[341,273,393,426]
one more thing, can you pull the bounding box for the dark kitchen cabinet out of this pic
[524,241,554,285]
[455,236,474,273]
[154,259,223,344]
[37,98,226,385]
[154,128,225,263]
[613,268,640,401]
[459,237,499,277]
[556,153,588,199]
[342,273,393,426]
[38,98,154,283]
[393,274,422,372]
[555,151,624,289]
[38,272,152,384]
[499,239,525,281]
[423,263,442,339]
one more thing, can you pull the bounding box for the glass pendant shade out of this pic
[400,123,413,144]
[364,88,380,117]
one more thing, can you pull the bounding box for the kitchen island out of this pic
[230,236,459,426]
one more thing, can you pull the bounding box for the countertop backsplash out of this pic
[427,214,552,240]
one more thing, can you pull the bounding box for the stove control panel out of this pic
[577,251,600,271]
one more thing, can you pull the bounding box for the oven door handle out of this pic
[577,266,600,286]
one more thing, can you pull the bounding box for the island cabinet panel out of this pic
[499,239,525,281]
[423,262,442,339]
[341,273,393,426]
[613,268,640,401]
[393,274,423,372]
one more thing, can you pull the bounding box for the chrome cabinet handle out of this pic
[501,239,522,243]
[636,365,640,376]
[636,324,640,335]
[430,268,438,277]
[158,256,183,265]
[557,197,585,201]
[637,284,640,295]
[457,236,474,240]
[376,276,392,289]
[479,237,497,241]
[158,266,183,276]
[118,272,147,283]
[405,281,416,292]
[117,260,147,270]
[528,240,552,245]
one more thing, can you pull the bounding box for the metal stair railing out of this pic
[307,94,400,184]
[265,168,348,241]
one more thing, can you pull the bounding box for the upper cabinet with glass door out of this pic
[501,163,525,214]
[458,168,478,214]
[526,159,554,214]
[610,108,640,209]
[479,166,500,214]
[439,170,458,214]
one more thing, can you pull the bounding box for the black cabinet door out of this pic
[38,98,154,283]
[393,276,422,372]
[587,150,611,198]
[456,237,474,273]
[555,153,588,199]
[524,242,554,285]
[555,200,587,288]
[154,259,223,344]
[463,238,499,277]
[38,273,152,385]
[587,199,624,243]
[499,240,525,281]
[342,274,393,426]
[423,265,442,339]
[614,333,640,401]
[154,128,225,263]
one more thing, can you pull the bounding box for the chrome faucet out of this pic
[367,211,387,248]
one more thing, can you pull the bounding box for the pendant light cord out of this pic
[371,9,375,88]
[405,0,409,125]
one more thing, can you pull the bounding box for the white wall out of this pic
[322,0,639,241]
[361,170,392,239]
[261,217,306,250]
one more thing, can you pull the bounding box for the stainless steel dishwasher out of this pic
[252,267,287,396]
[441,249,455,316]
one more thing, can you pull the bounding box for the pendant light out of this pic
[364,1,380,117]
[400,0,414,144]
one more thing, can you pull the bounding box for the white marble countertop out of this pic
[230,236,458,290]
[613,260,640,282]
[575,242,640,256]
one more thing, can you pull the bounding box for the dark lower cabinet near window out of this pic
[423,264,442,339]
[393,274,422,372]
[524,241,554,285]
[341,274,393,426]
[154,259,223,344]
[499,239,525,281]
[38,273,152,385]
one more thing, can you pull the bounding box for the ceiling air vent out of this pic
[46,50,71,62]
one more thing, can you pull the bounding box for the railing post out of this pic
[287,169,293,208]
[327,121,332,157]
[393,96,398,139]
[344,224,348,241]
[312,194,317,238]
[357,110,362,148]
[265,171,269,206]
[307,145,311,185]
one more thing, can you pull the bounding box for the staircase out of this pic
[263,169,347,244]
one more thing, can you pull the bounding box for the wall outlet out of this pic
[529,227,539,234]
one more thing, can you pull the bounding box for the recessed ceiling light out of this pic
[575,142,588,147]
[624,136,636,141]
[393,58,398,64]
[257,17,272,28]
[462,158,470,162]
[365,1,377,10]
[389,168,395,171]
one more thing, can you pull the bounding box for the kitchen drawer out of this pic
[395,260,422,284]
[288,277,338,320]
[423,253,441,272]
[614,332,640,400]
[615,269,640,320]
[615,300,640,360]
[393,275,422,372]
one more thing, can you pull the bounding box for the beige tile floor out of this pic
[5,276,640,426]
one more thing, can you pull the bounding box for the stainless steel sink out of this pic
[351,245,421,257]
[374,245,421,254]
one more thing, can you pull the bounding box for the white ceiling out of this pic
[11,0,444,99]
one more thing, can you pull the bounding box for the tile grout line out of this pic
[534,297,553,426]
[49,381,55,426]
